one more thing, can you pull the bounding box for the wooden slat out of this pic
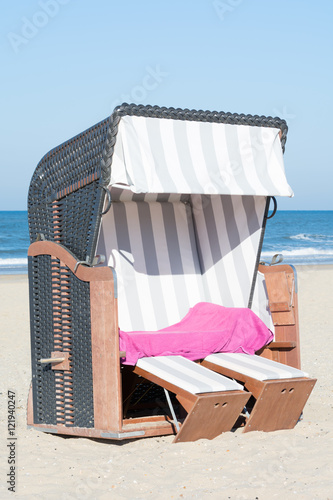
[258,264,301,369]
[90,281,122,431]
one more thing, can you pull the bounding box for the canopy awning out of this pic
[109,115,293,197]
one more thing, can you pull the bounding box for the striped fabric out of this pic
[136,355,243,394]
[98,190,204,331]
[110,116,293,197]
[192,194,267,308]
[250,271,275,333]
[97,188,271,331]
[204,353,308,381]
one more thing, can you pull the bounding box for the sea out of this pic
[0,210,332,275]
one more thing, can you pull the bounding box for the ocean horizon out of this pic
[0,209,332,275]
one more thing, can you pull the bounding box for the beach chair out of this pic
[27,103,315,442]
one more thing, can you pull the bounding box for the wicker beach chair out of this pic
[27,104,315,442]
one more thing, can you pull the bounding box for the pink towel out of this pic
[119,302,273,365]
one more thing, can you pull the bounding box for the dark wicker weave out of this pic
[27,103,288,431]
[28,254,94,428]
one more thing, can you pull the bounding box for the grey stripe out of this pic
[202,195,222,269]
[136,202,169,329]
[97,223,107,259]
[245,196,267,305]
[157,193,171,203]
[160,202,184,275]
[180,193,190,203]
[200,195,229,303]
[132,192,146,202]
[160,203,191,315]
[221,195,240,250]
[145,118,178,192]
[185,203,202,275]
[222,196,249,305]
[109,186,124,201]
[136,202,159,275]
[190,195,205,275]
[241,196,261,236]
[113,203,145,330]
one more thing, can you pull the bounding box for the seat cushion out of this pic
[204,352,309,381]
[136,355,243,394]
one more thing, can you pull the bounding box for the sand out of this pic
[0,267,332,499]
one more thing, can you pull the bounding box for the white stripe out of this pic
[251,272,275,334]
[173,203,204,306]
[134,117,165,193]
[159,119,192,193]
[264,128,294,197]
[186,121,219,194]
[117,119,137,189]
[216,196,244,306]
[211,123,243,195]
[125,203,159,330]
[101,208,133,330]
[149,203,182,324]
[112,249,136,330]
[238,126,271,195]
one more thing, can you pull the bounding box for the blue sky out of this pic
[1,0,332,210]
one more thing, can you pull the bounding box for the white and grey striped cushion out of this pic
[137,356,243,394]
[204,353,308,381]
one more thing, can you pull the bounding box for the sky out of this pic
[0,0,332,211]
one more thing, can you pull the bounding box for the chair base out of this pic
[244,377,316,432]
[173,391,250,443]
[202,360,316,433]
[27,384,249,441]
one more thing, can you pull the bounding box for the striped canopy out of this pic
[109,115,293,197]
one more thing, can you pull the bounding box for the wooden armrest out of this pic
[28,241,115,284]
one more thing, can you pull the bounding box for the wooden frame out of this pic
[257,263,302,369]
[27,241,250,442]
[200,263,316,432]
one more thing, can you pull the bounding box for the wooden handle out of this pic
[40,357,65,364]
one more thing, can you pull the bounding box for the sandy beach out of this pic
[0,266,332,499]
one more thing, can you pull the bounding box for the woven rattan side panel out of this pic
[28,255,94,428]
[29,255,57,424]
[51,181,103,262]
[28,118,110,263]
